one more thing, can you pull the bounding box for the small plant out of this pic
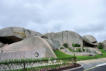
[68,48,74,52]
[72,43,80,47]
[60,47,64,49]
[97,43,103,49]
[63,43,69,48]
[75,48,82,52]
[82,48,85,52]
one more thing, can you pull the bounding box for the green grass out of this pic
[54,50,72,58]
[77,49,106,61]
[9,64,63,71]
[0,56,74,71]
[100,49,106,53]
[68,48,82,52]
[54,49,106,61]
[68,48,74,52]
[1,49,106,71]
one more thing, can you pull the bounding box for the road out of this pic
[78,58,106,71]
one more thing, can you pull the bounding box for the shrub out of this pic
[60,47,64,49]
[97,43,103,49]
[72,43,80,47]
[75,48,82,52]
[82,48,85,52]
[68,48,74,52]
[63,43,69,48]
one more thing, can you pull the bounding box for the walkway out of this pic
[78,58,106,70]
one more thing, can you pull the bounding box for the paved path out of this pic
[78,58,106,70]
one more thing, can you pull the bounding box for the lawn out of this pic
[9,64,63,71]
[54,49,72,58]
[54,49,106,61]
[77,49,106,61]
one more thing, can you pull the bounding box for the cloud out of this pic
[0,0,105,41]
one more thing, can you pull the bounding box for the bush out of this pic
[97,43,103,49]
[54,49,72,58]
[60,47,64,49]
[75,48,82,52]
[72,43,80,47]
[63,43,69,48]
[68,48,74,52]
[82,48,85,52]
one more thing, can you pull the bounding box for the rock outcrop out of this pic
[83,35,98,47]
[0,36,56,61]
[102,40,106,50]
[0,27,102,61]
[0,27,42,38]
[0,27,42,44]
[46,39,61,50]
[44,31,83,48]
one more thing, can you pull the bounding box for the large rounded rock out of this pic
[83,35,97,46]
[0,27,42,39]
[44,31,83,48]
[0,27,42,44]
[0,36,56,61]
[41,36,61,50]
[46,39,61,50]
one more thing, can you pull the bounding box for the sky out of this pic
[0,0,106,41]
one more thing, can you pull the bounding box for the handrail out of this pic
[0,57,77,71]
[0,57,76,64]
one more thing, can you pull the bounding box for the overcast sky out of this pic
[0,0,106,41]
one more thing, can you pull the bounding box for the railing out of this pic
[0,57,77,71]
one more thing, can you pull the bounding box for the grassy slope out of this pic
[54,50,72,58]
[54,49,106,61]
[77,49,106,61]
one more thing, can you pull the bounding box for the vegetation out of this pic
[63,43,69,48]
[77,50,102,60]
[60,46,64,49]
[54,49,72,58]
[1,44,106,71]
[68,48,74,52]
[75,48,82,52]
[82,48,85,52]
[9,64,64,71]
[68,48,82,52]
[77,49,106,61]
[72,43,80,47]
[54,49,106,61]
[1,49,106,71]
[97,43,104,49]
[0,51,76,71]
[0,57,76,65]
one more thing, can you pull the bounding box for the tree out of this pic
[97,43,103,49]
[63,43,69,48]
[72,43,80,47]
